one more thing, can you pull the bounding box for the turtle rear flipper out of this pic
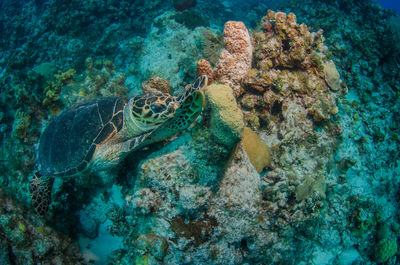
[30,172,54,216]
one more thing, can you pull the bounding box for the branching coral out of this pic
[42,69,75,115]
[11,108,31,139]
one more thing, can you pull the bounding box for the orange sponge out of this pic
[242,127,271,173]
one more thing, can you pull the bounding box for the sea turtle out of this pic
[30,75,207,215]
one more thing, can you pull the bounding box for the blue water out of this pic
[376,0,400,14]
[0,0,399,264]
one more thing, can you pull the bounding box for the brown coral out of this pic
[142,76,170,94]
[197,59,214,83]
[240,10,341,127]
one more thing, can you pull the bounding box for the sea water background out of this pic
[376,0,400,14]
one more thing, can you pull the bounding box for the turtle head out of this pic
[124,93,180,137]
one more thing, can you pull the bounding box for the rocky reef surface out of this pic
[0,0,399,264]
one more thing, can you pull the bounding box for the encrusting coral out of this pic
[374,238,398,263]
[197,11,340,130]
[242,10,340,128]
[141,76,170,94]
[323,60,341,91]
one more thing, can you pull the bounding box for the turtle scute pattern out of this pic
[127,75,208,149]
[130,93,176,126]
[142,75,207,145]
[37,97,126,177]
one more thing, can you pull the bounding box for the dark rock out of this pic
[172,10,209,30]
[173,0,197,11]
[0,241,10,265]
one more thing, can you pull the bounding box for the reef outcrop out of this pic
[110,10,344,264]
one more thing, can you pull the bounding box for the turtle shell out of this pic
[37,97,127,177]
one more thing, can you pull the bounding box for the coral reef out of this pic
[11,109,31,139]
[1,0,399,264]
[60,58,127,108]
[242,10,340,128]
[43,68,76,115]
[278,1,400,263]
[105,10,345,264]
[0,189,84,264]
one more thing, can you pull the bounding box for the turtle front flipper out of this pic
[30,172,54,216]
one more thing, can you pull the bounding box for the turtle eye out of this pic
[150,103,166,113]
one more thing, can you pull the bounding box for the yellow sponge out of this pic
[242,127,271,173]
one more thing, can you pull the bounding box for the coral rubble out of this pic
[0,189,84,264]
